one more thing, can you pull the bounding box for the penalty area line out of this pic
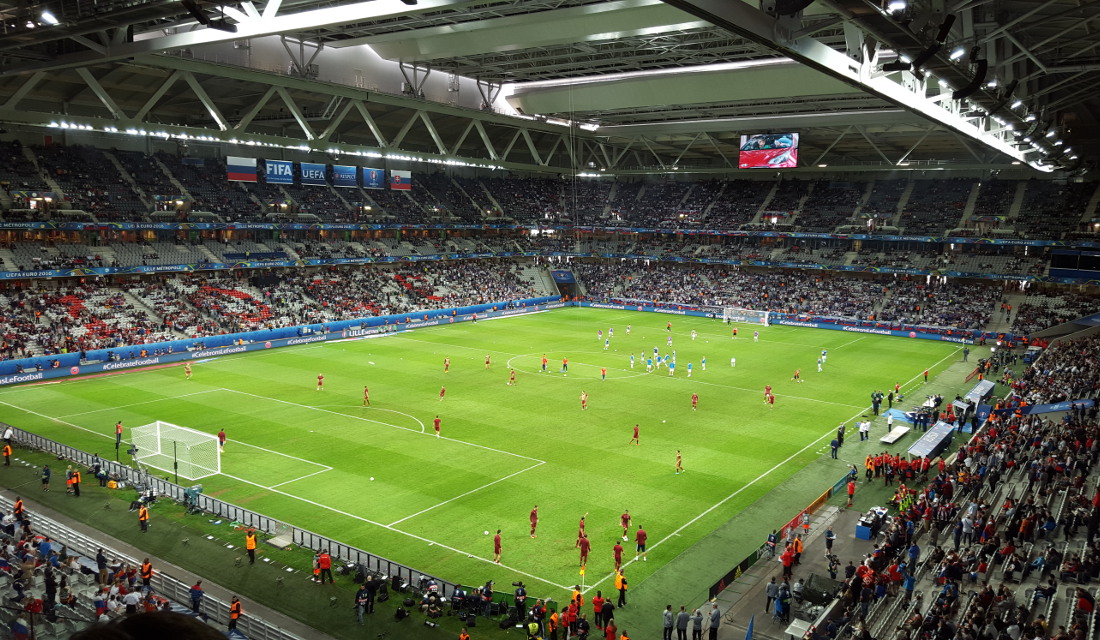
[387,460,546,527]
[267,467,333,489]
[217,471,575,592]
[217,388,543,464]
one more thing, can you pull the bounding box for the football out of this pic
[370,477,375,481]
[484,530,490,535]
[662,420,666,423]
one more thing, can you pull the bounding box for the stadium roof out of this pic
[0,0,1095,175]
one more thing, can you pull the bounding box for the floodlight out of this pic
[949,47,965,60]
[1010,100,1022,109]
[40,10,58,25]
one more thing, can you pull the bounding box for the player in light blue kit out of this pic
[701,355,707,371]
[668,360,676,376]
[630,354,635,369]
[821,349,827,364]
[646,356,653,372]
[604,338,610,350]
[687,362,693,377]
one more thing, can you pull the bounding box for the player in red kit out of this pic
[433,415,441,438]
[691,392,699,411]
[439,385,446,401]
[577,534,591,566]
[508,369,516,386]
[764,384,772,402]
[444,357,450,373]
[792,368,802,383]
[767,393,775,409]
[628,424,639,446]
[577,513,588,541]
[620,510,631,540]
[541,354,548,373]
[493,529,502,564]
[362,386,370,407]
[580,391,588,410]
[530,506,538,538]
[485,354,491,370]
[613,541,624,570]
[316,373,324,391]
[634,525,647,561]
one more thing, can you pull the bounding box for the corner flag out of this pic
[746,614,754,640]
[579,565,585,576]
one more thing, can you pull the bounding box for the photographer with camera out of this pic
[513,581,527,616]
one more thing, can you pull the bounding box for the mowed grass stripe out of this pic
[0,307,960,592]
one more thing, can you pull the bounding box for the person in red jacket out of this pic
[317,551,333,584]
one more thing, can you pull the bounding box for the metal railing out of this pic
[5,424,459,596]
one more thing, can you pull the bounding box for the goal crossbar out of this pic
[130,421,221,480]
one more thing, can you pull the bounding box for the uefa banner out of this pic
[300,162,327,186]
[332,165,358,188]
[362,167,385,189]
[265,159,294,184]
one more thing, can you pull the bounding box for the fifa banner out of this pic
[226,156,257,182]
[390,169,412,190]
[332,165,358,188]
[301,163,327,186]
[265,159,294,184]
[362,167,385,190]
[0,297,562,385]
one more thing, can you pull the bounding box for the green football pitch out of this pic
[0,307,962,598]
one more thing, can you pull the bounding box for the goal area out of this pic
[130,421,221,480]
[722,307,770,326]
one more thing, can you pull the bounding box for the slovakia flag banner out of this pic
[226,156,257,182]
[389,170,412,190]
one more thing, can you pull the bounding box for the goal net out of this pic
[130,421,221,480]
[722,307,770,326]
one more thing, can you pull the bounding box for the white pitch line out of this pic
[833,336,867,349]
[216,470,575,592]
[55,389,222,419]
[388,460,545,527]
[267,467,333,489]
[218,388,543,464]
[227,437,332,472]
[307,405,426,433]
[0,400,114,441]
[581,345,962,594]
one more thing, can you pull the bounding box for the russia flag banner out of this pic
[226,156,257,182]
[390,170,412,190]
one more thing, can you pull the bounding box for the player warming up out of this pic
[635,525,648,562]
[444,357,450,373]
[439,385,446,401]
[576,513,588,542]
[691,393,699,411]
[362,386,370,407]
[508,369,516,386]
[493,530,502,564]
[580,391,588,410]
[433,415,441,438]
[620,510,631,540]
[530,506,538,538]
[184,362,192,380]
[792,368,802,383]
[316,373,324,391]
[485,354,491,370]
[675,450,684,475]
[541,354,548,373]
[628,424,640,446]
[764,384,772,402]
[754,330,759,342]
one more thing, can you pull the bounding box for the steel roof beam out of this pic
[0,0,479,76]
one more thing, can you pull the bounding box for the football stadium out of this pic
[0,0,1097,639]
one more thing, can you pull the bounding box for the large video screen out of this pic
[739,133,799,169]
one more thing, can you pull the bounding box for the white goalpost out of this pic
[722,307,770,326]
[130,421,221,480]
